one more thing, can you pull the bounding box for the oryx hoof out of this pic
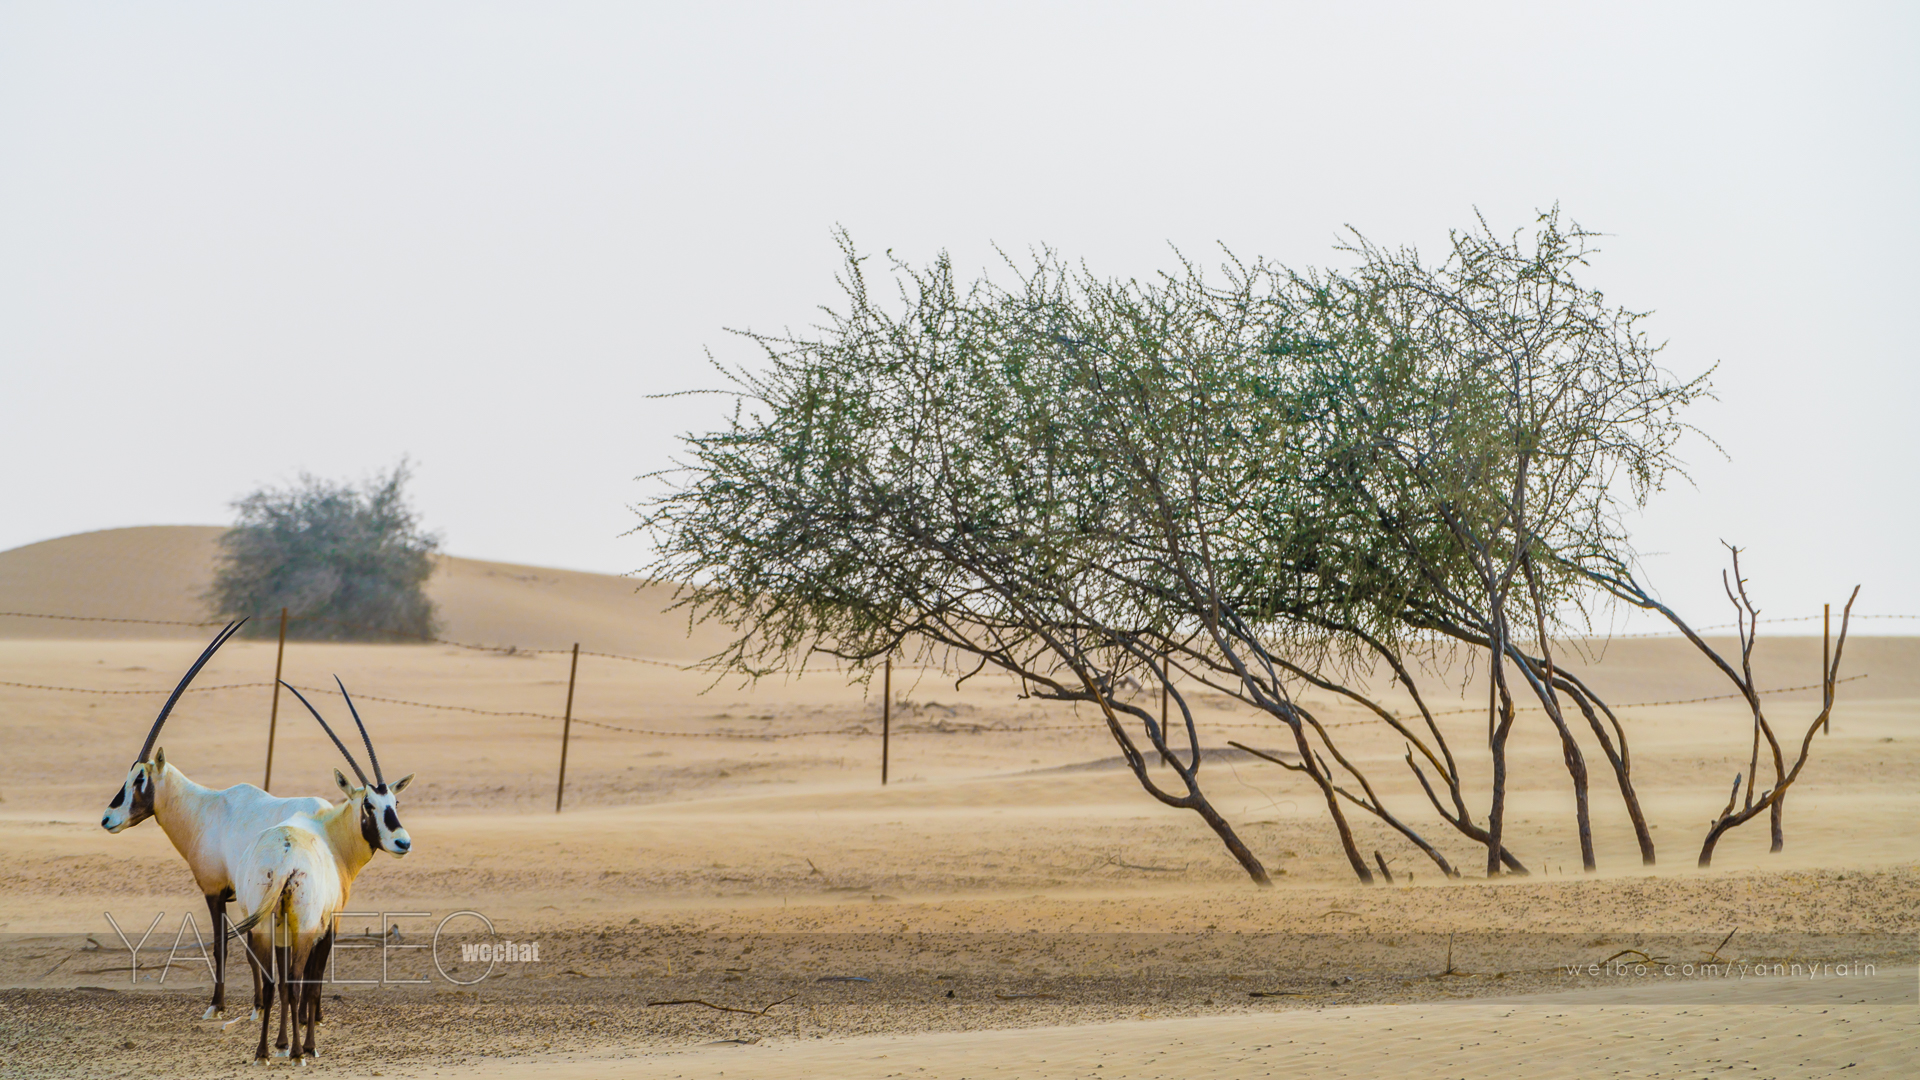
[203,1006,224,1020]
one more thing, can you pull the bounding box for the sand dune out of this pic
[0,526,719,658]
[0,526,225,638]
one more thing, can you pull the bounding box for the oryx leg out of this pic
[300,940,329,1058]
[222,886,270,1022]
[274,942,293,1055]
[241,929,268,1022]
[229,918,270,1027]
[286,941,321,1065]
[306,929,333,1032]
[249,944,265,1021]
[250,933,276,1063]
[204,893,227,1019]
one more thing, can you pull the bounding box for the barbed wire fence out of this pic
[0,608,1906,805]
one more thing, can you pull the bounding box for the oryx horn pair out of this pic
[280,679,389,790]
[130,617,388,791]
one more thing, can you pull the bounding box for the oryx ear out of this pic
[334,768,354,795]
[154,747,166,768]
[390,773,414,794]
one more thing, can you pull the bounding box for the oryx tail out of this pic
[226,865,295,940]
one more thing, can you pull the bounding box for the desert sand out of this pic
[0,527,1914,1078]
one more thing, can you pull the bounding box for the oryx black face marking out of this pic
[104,764,158,831]
[384,807,400,831]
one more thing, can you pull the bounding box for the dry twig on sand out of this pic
[1430,933,1477,978]
[647,996,791,1016]
[1098,855,1188,874]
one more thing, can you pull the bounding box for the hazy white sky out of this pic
[3,2,1915,633]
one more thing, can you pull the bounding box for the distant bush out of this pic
[208,463,441,641]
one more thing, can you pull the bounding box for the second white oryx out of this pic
[228,677,414,1063]
[99,619,333,1021]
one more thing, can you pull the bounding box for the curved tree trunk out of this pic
[1291,717,1374,883]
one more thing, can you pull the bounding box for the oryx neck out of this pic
[316,797,376,879]
[146,763,225,866]
[149,763,213,832]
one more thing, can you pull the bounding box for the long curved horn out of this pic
[279,680,370,787]
[137,618,247,763]
[334,676,384,787]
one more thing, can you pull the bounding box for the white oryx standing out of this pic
[229,678,414,1064]
[99,619,333,1021]
[230,820,341,1066]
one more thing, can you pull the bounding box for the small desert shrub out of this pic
[208,462,441,641]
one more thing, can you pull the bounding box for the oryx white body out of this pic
[230,680,415,1062]
[104,759,332,899]
[231,808,352,1065]
[101,754,331,1020]
[234,814,348,950]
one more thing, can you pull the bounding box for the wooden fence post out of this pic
[555,643,580,813]
[1822,604,1831,734]
[262,607,287,791]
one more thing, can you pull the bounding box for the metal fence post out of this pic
[555,643,580,812]
[262,607,287,791]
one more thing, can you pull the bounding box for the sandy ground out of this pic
[1,528,1916,1077]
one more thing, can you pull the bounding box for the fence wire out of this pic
[1,610,688,668]
[0,669,1872,739]
[0,611,222,627]
[0,608,1892,740]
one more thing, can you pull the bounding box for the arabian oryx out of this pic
[230,678,413,1064]
[99,619,334,1021]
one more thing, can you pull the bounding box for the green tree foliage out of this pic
[642,212,1712,883]
[209,463,441,642]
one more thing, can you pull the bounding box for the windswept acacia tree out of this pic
[642,212,1836,884]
